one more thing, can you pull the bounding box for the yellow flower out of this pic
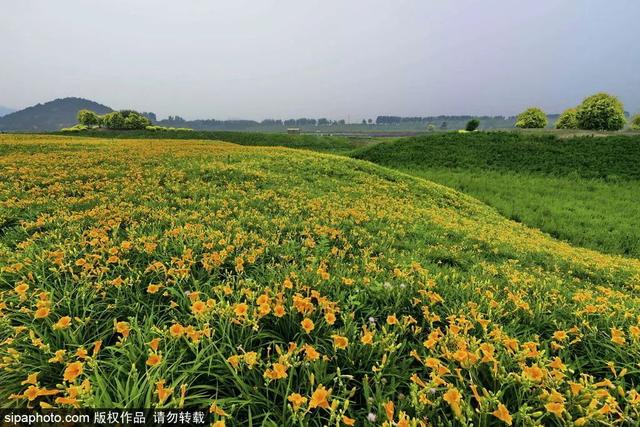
[114,321,130,337]
[545,402,565,417]
[522,365,544,383]
[169,323,184,337]
[324,311,337,325]
[332,335,349,350]
[53,316,72,330]
[23,385,40,401]
[63,361,83,382]
[342,415,356,426]
[611,328,626,345]
[34,307,50,319]
[274,304,286,317]
[386,315,398,325]
[265,363,288,380]
[21,373,39,385]
[146,353,162,366]
[147,284,162,294]
[443,388,462,418]
[244,351,258,368]
[191,300,207,316]
[287,393,307,411]
[227,355,241,368]
[301,318,315,334]
[304,344,320,361]
[492,403,512,425]
[361,327,374,345]
[309,385,331,409]
[234,303,249,317]
[156,379,173,404]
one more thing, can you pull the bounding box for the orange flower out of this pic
[492,403,512,425]
[522,365,544,383]
[309,385,331,409]
[53,316,72,330]
[23,385,40,401]
[361,328,374,345]
[265,363,288,380]
[191,300,207,316]
[234,303,249,317]
[156,379,173,404]
[301,318,315,334]
[342,415,356,426]
[611,328,626,345]
[34,307,50,319]
[443,388,462,418]
[324,311,336,325]
[114,321,130,338]
[384,400,395,420]
[545,402,565,417]
[287,393,307,411]
[332,335,349,350]
[169,323,184,337]
[273,304,286,317]
[146,353,162,366]
[63,362,83,382]
[21,373,39,385]
[304,344,320,361]
[148,338,161,351]
[386,315,398,325]
[147,284,162,294]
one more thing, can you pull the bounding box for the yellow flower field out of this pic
[1,135,640,425]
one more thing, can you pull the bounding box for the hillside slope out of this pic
[353,132,640,258]
[352,132,640,180]
[1,135,640,425]
[0,97,112,131]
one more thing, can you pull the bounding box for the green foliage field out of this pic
[51,129,358,154]
[352,132,640,258]
[3,135,640,426]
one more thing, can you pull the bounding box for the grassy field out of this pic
[2,134,640,425]
[51,129,362,154]
[353,132,640,258]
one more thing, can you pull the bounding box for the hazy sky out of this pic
[2,0,639,120]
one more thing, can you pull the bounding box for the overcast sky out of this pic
[1,0,639,120]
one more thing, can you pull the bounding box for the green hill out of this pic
[2,134,640,425]
[351,132,640,180]
[0,97,112,131]
[353,132,640,257]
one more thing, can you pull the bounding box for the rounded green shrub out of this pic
[515,107,548,129]
[555,108,578,129]
[77,109,99,126]
[465,119,480,132]
[630,114,640,131]
[576,93,626,131]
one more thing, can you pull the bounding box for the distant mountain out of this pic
[0,97,113,131]
[0,106,16,117]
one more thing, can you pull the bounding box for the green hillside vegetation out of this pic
[352,132,640,257]
[2,135,640,425]
[0,98,113,132]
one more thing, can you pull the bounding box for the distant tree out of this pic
[102,112,126,129]
[631,114,640,131]
[440,121,448,130]
[367,118,373,124]
[77,109,99,126]
[576,93,626,131]
[515,107,547,129]
[362,119,367,125]
[427,124,436,132]
[465,119,480,131]
[318,118,329,126]
[555,108,578,129]
[123,112,151,130]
